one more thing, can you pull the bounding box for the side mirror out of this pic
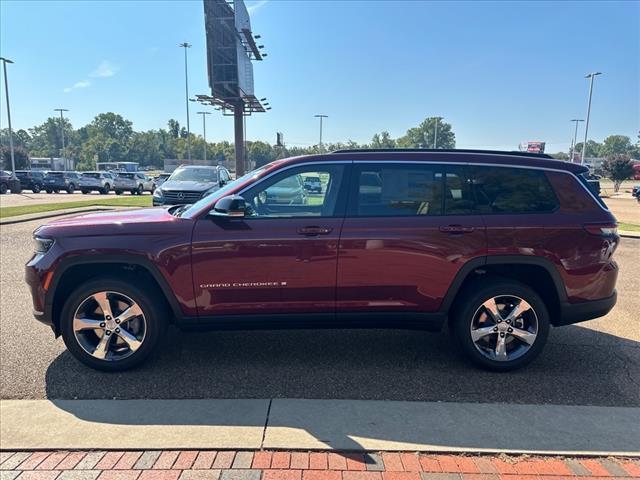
[209,195,246,218]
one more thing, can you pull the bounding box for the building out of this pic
[96,161,139,172]
[30,157,74,171]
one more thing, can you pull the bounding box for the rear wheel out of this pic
[0,183,7,194]
[67,183,76,194]
[53,189,60,194]
[32,184,42,193]
[451,279,549,371]
[82,190,90,194]
[45,189,53,194]
[101,183,110,194]
[60,278,168,371]
[137,184,144,195]
[115,190,123,195]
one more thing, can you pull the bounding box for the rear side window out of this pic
[351,164,444,216]
[471,166,558,214]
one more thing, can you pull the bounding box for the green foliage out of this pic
[574,139,602,158]
[370,131,396,149]
[0,145,30,170]
[602,154,634,192]
[396,118,455,149]
[600,135,637,157]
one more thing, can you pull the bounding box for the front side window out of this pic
[242,165,345,218]
[471,166,558,214]
[350,164,444,216]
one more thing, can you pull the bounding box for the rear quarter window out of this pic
[545,171,606,212]
[471,166,559,214]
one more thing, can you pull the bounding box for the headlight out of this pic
[153,188,164,198]
[34,237,54,254]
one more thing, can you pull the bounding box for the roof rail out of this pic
[330,148,554,160]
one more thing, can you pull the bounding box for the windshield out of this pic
[179,167,268,219]
[82,173,101,178]
[170,167,218,183]
[48,172,64,176]
[119,173,135,178]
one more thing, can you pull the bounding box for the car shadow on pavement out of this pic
[44,324,640,407]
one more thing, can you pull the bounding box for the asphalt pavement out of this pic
[1,218,638,406]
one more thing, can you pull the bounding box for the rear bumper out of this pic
[557,290,617,326]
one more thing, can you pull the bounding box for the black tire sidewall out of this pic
[451,279,550,371]
[60,278,168,372]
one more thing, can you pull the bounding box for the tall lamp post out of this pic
[433,116,443,149]
[196,111,211,162]
[54,108,69,170]
[581,72,602,165]
[1,57,17,179]
[569,119,584,162]
[314,114,328,151]
[179,42,192,162]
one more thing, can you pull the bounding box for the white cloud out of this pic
[63,80,91,93]
[247,0,268,13]
[90,60,118,78]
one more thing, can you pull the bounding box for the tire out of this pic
[137,184,144,195]
[82,190,90,195]
[450,278,550,371]
[115,190,123,195]
[13,186,22,194]
[67,183,76,194]
[46,189,53,194]
[101,183,110,195]
[150,184,156,193]
[60,277,169,372]
[32,184,42,194]
[0,183,7,194]
[53,189,60,194]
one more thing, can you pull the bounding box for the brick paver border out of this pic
[0,451,638,480]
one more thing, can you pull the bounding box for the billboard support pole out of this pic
[234,103,245,176]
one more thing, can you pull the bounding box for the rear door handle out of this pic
[439,225,475,233]
[297,226,333,236]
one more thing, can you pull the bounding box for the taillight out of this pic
[583,222,618,236]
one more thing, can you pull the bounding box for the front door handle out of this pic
[297,226,333,236]
[439,225,475,234]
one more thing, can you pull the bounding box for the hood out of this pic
[35,207,181,238]
[160,180,217,193]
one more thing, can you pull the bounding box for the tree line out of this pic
[0,114,455,171]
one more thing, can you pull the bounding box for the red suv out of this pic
[25,150,619,371]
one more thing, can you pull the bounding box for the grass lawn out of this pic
[619,222,640,232]
[0,196,151,219]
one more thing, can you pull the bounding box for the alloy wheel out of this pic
[470,295,538,362]
[73,291,147,362]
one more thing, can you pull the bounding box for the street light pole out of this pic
[54,108,69,170]
[581,72,602,165]
[433,116,443,149]
[314,114,328,151]
[0,57,17,179]
[570,119,584,162]
[197,111,211,162]
[179,42,192,162]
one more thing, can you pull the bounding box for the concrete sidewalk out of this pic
[2,399,639,456]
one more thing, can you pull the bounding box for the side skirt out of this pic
[177,311,447,332]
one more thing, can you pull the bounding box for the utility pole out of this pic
[570,119,584,162]
[54,108,69,170]
[581,72,602,165]
[314,114,328,151]
[196,111,211,162]
[1,57,17,178]
[179,42,192,162]
[433,116,443,149]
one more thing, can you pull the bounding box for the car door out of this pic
[337,162,486,313]
[191,162,350,317]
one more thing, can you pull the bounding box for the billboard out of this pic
[526,141,546,154]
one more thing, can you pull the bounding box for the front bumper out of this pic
[557,290,617,326]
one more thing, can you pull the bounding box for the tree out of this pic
[370,131,396,149]
[574,140,602,158]
[128,131,163,167]
[600,135,635,157]
[551,152,569,160]
[0,145,30,170]
[79,113,133,166]
[397,117,455,149]
[167,119,181,139]
[248,141,275,167]
[28,117,74,158]
[602,154,634,192]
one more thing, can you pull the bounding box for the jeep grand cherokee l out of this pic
[26,149,619,372]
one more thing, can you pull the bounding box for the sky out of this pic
[1,0,638,152]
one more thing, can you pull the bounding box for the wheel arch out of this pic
[441,256,567,326]
[48,255,182,336]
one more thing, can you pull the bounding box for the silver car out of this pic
[79,172,114,194]
[114,172,155,195]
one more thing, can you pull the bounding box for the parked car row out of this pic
[0,170,159,195]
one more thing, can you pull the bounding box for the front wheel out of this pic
[67,183,76,194]
[0,183,7,194]
[82,190,90,195]
[60,278,168,371]
[45,189,53,194]
[115,190,123,195]
[32,184,42,193]
[450,279,550,371]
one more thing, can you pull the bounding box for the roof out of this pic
[277,149,588,174]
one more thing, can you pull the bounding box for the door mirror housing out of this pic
[209,195,246,218]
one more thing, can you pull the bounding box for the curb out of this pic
[0,207,125,226]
